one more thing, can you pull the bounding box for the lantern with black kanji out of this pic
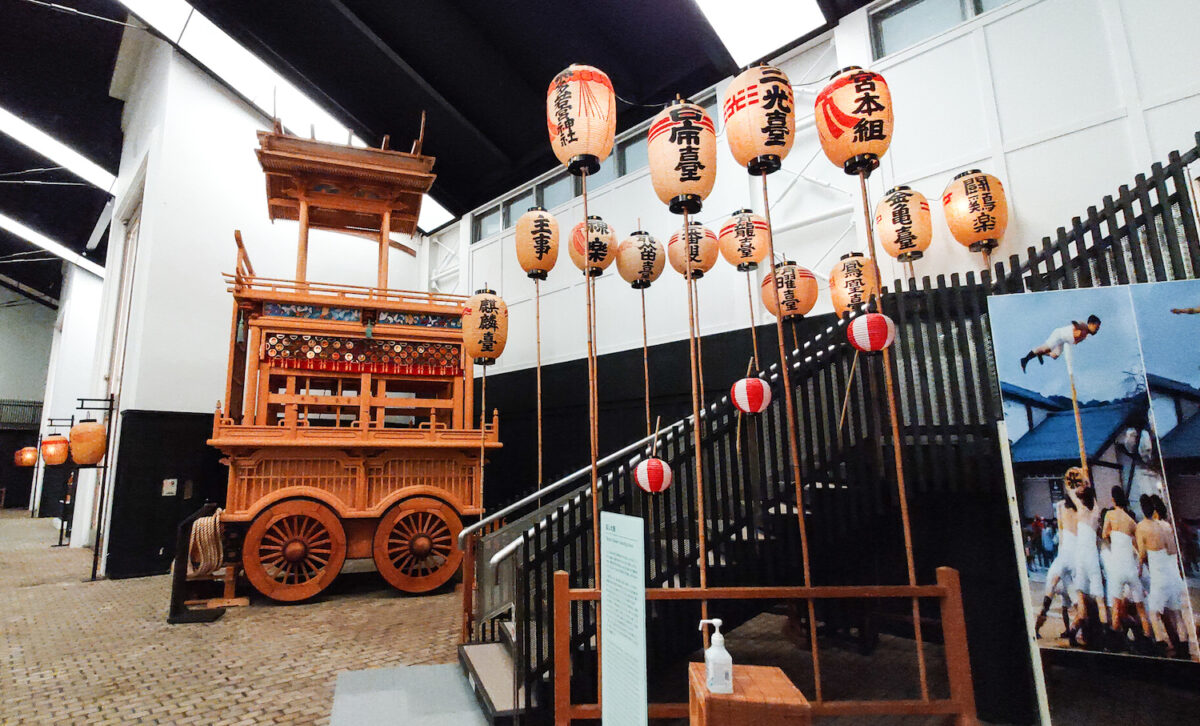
[462,288,508,365]
[829,252,879,317]
[69,419,107,465]
[731,377,773,414]
[634,457,673,494]
[762,262,818,319]
[942,169,1008,253]
[547,65,617,176]
[615,231,665,289]
[847,312,897,353]
[14,446,37,467]
[515,207,559,280]
[875,186,931,263]
[41,435,69,466]
[569,216,617,276]
[718,209,769,271]
[814,66,893,176]
[668,222,719,279]
[723,64,796,175]
[648,99,717,214]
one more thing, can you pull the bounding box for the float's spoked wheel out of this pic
[373,497,463,593]
[243,499,346,602]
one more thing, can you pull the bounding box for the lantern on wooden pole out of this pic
[669,221,719,408]
[41,435,69,466]
[719,209,770,368]
[616,229,666,437]
[762,261,818,320]
[14,447,37,467]
[548,63,617,582]
[829,252,880,318]
[875,186,932,280]
[515,206,559,487]
[462,288,508,494]
[942,169,1008,269]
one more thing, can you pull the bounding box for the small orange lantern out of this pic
[723,64,795,175]
[69,419,107,465]
[515,206,559,280]
[668,222,719,279]
[814,66,893,176]
[41,435,69,466]
[547,65,616,176]
[462,288,508,365]
[942,169,1008,253]
[14,446,37,467]
[569,216,617,276]
[829,252,879,317]
[718,209,769,271]
[875,186,932,263]
[615,231,666,289]
[648,99,717,214]
[762,262,818,319]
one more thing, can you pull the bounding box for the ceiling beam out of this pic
[0,271,58,309]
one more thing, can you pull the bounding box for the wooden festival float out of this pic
[207,125,500,603]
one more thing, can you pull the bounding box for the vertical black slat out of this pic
[908,276,938,495]
[964,274,998,423]
[1116,185,1149,283]
[1024,247,1043,292]
[1134,173,1168,280]
[1051,227,1079,288]
[1037,236,1058,290]
[936,276,970,493]
[891,280,927,511]
[949,275,986,496]
[861,340,888,512]
[668,423,687,585]
[1094,202,1129,285]
[1076,215,1110,286]
[1071,215,1097,287]
[1167,150,1200,268]
[823,347,848,556]
[743,411,765,572]
[840,347,867,582]
[1150,162,1186,279]
[814,363,837,573]
[924,275,954,493]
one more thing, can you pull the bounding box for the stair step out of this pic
[499,620,516,650]
[458,643,526,722]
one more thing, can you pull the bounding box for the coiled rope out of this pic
[187,508,224,579]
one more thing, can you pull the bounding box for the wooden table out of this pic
[688,662,810,725]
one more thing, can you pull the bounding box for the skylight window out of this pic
[0,212,105,277]
[695,0,827,67]
[0,106,115,192]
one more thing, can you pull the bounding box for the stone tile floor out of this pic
[0,510,459,725]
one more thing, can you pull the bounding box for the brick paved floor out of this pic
[0,510,460,725]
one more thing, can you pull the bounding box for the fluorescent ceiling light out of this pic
[0,106,116,192]
[696,0,826,67]
[0,212,105,277]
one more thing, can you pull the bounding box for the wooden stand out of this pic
[687,663,810,726]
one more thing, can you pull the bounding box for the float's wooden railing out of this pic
[552,567,977,725]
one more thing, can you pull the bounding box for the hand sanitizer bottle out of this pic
[698,618,733,694]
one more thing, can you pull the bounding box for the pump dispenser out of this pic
[698,618,733,694]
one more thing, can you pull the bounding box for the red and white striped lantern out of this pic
[634,457,673,494]
[847,313,896,353]
[731,377,773,414]
[647,99,717,214]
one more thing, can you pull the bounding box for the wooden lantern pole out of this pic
[1064,345,1090,481]
[641,287,652,437]
[580,173,601,584]
[857,169,929,701]
[693,273,707,407]
[759,173,821,698]
[682,209,710,617]
[745,274,760,370]
[535,277,544,488]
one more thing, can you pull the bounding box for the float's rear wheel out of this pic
[243,499,346,602]
[373,497,463,593]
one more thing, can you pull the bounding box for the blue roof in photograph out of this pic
[1147,373,1200,401]
[1001,382,1068,410]
[1161,413,1200,460]
[1010,400,1140,464]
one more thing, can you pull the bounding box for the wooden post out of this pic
[297,199,310,283]
[580,174,601,585]
[641,287,652,437]
[745,273,759,369]
[554,570,572,726]
[461,534,476,642]
[683,210,710,632]
[936,567,978,725]
[536,277,544,487]
[378,209,391,291]
[1064,345,1090,481]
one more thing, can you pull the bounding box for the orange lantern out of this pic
[942,170,1008,253]
[814,66,893,176]
[668,222,719,279]
[875,186,932,263]
[14,446,37,467]
[615,231,666,289]
[647,99,717,214]
[723,64,795,175]
[569,216,617,276]
[514,207,559,280]
[762,262,818,319]
[829,252,879,318]
[547,65,616,176]
[41,435,69,466]
[718,209,769,271]
[462,288,508,365]
[69,419,107,465]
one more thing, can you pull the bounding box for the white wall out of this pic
[0,291,55,400]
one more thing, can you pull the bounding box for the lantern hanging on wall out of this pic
[761,261,818,319]
[942,169,1009,254]
[462,288,509,365]
[569,216,617,276]
[634,457,673,494]
[615,231,666,289]
[69,419,107,466]
[875,186,932,263]
[14,446,37,467]
[515,207,559,280]
[648,99,717,214]
[829,252,879,318]
[41,435,69,466]
[731,377,773,414]
[668,222,719,279]
[547,65,616,176]
[814,66,893,176]
[718,210,769,271]
[723,64,796,175]
[847,312,897,353]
